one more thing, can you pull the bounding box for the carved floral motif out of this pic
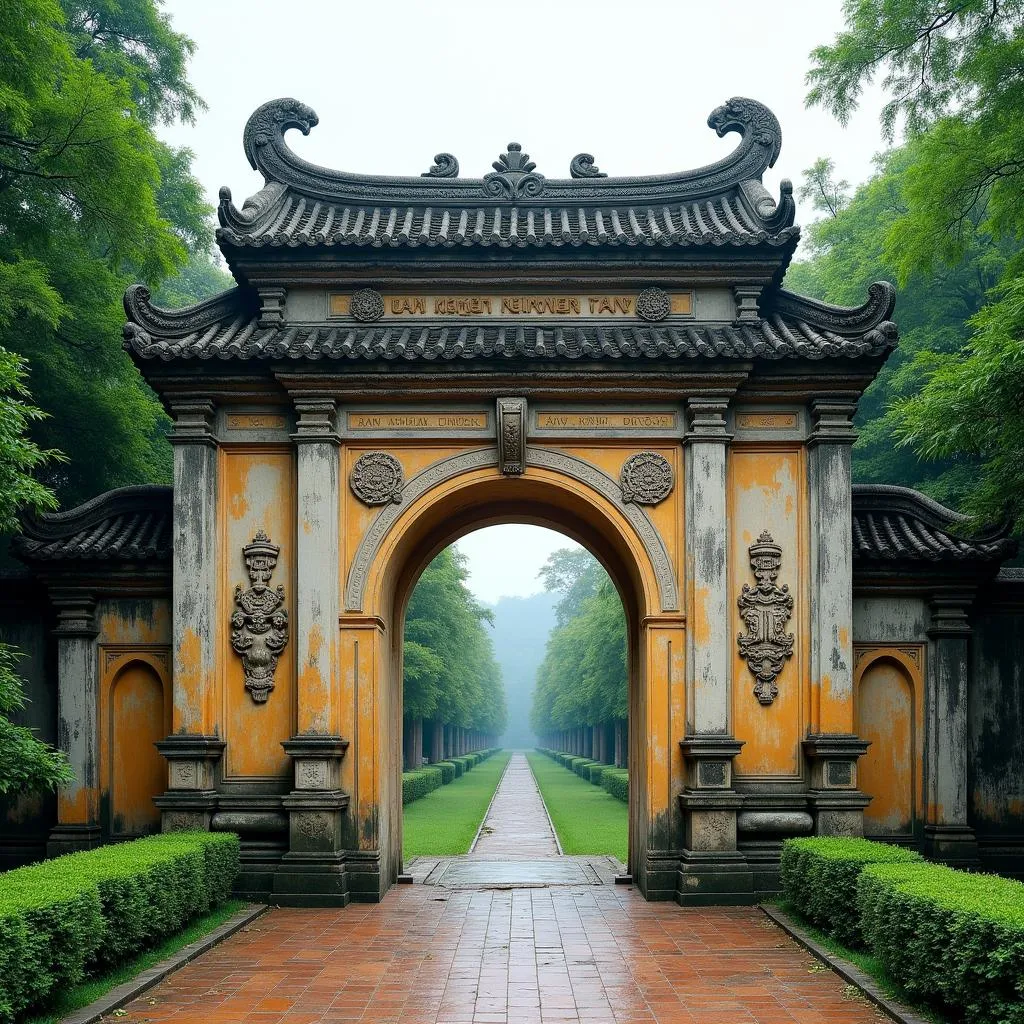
[350,452,404,505]
[483,143,545,199]
[635,287,671,322]
[231,531,289,704]
[350,288,385,322]
[737,530,794,706]
[620,452,673,505]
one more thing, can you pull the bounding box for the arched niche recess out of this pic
[855,649,922,838]
[107,656,168,836]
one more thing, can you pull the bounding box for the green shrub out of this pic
[0,831,238,1022]
[779,837,922,945]
[401,767,445,805]
[601,768,628,802]
[574,759,597,779]
[587,763,611,784]
[432,760,457,784]
[858,862,1024,1024]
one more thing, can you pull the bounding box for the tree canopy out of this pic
[403,547,507,737]
[804,0,1024,528]
[530,548,626,737]
[0,348,72,800]
[0,0,218,508]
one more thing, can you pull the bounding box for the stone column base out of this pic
[924,824,979,866]
[155,735,226,832]
[677,849,754,905]
[47,823,104,857]
[153,791,219,832]
[346,849,385,901]
[275,790,350,906]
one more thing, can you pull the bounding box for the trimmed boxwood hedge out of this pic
[587,763,611,784]
[0,831,239,1023]
[536,749,628,801]
[601,768,628,802]
[858,862,1024,1024]
[779,836,922,945]
[402,749,500,805]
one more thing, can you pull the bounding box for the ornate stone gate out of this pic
[9,95,1020,904]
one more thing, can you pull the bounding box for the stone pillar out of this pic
[156,398,222,831]
[679,398,750,903]
[47,591,102,855]
[808,400,857,735]
[924,590,978,864]
[803,736,870,836]
[277,397,350,904]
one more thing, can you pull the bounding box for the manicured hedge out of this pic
[858,862,1024,1024]
[601,768,628,803]
[432,760,457,784]
[402,750,500,805]
[587,763,611,784]
[779,837,922,945]
[0,831,239,1023]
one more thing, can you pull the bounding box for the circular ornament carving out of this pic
[635,287,671,322]
[620,451,673,505]
[350,452,404,506]
[349,288,384,322]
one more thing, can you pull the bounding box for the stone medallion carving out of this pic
[496,398,526,475]
[350,452,404,505]
[635,287,672,322]
[296,812,330,840]
[620,452,673,505]
[231,531,289,704]
[349,288,384,322]
[737,530,794,706]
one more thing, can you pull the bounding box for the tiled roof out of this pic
[851,485,1015,566]
[215,97,799,255]
[124,311,896,363]
[13,486,172,564]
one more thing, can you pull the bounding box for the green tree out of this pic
[0,348,72,799]
[787,147,1010,506]
[0,0,213,507]
[403,547,506,744]
[530,549,626,738]
[806,0,1024,527]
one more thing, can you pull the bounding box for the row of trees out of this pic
[796,0,1024,531]
[530,549,628,767]
[402,548,507,769]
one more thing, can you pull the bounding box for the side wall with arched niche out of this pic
[853,646,924,840]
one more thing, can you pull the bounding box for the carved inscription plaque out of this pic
[329,291,693,319]
[226,414,287,430]
[348,412,488,431]
[736,413,798,430]
[536,412,675,430]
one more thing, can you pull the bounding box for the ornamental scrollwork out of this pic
[349,288,384,322]
[737,531,794,706]
[569,153,606,179]
[620,452,673,505]
[350,451,404,505]
[422,153,459,178]
[635,287,671,322]
[231,531,289,705]
[483,143,545,199]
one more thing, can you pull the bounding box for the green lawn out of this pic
[403,749,512,858]
[525,751,627,864]
[24,899,248,1024]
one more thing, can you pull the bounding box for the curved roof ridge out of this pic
[123,284,253,339]
[18,485,172,543]
[767,282,897,336]
[217,96,796,218]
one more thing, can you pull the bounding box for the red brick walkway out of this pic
[115,886,886,1023]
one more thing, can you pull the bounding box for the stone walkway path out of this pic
[115,887,887,1023]
[471,751,559,856]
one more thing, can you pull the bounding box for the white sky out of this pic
[158,0,889,604]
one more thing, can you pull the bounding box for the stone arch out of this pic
[344,454,682,893]
[104,653,169,837]
[854,648,922,838]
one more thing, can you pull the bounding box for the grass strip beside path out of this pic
[526,751,627,864]
[24,899,248,1024]
[403,750,512,858]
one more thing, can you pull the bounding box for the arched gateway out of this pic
[8,97,1024,904]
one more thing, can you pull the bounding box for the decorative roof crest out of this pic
[483,143,545,199]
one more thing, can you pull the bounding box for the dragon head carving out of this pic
[707,97,783,169]
[243,98,319,172]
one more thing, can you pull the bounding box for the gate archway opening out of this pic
[357,464,671,891]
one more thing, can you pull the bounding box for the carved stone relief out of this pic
[737,530,794,706]
[483,143,544,199]
[635,287,671,322]
[496,398,526,476]
[298,761,328,789]
[349,288,384,322]
[296,812,330,841]
[620,452,673,505]
[350,452,404,505]
[230,531,289,704]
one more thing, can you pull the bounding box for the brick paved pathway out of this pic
[115,886,886,1023]
[471,751,559,856]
